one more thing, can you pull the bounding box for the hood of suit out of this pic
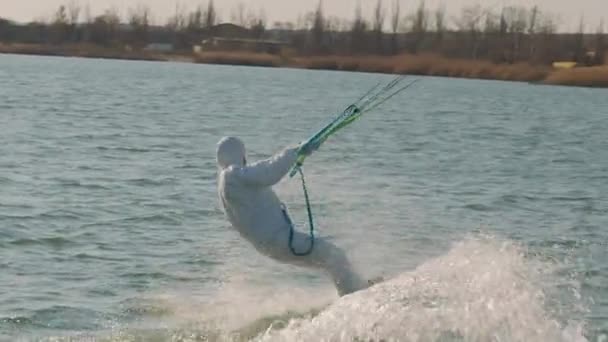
[216,136,246,169]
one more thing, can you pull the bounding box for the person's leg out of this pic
[287,231,368,296]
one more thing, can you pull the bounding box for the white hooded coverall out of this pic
[216,136,367,296]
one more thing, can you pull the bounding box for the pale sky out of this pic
[1,0,606,32]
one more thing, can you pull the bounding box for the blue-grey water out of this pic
[0,53,606,341]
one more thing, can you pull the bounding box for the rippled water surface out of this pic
[1,54,607,341]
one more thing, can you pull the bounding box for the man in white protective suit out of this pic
[216,136,369,296]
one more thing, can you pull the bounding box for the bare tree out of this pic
[84,3,92,24]
[596,19,606,65]
[484,12,500,33]
[246,7,258,28]
[205,0,217,29]
[351,1,368,53]
[54,5,69,25]
[64,1,81,42]
[528,6,539,61]
[391,0,401,54]
[457,5,483,59]
[82,2,92,42]
[231,2,247,27]
[51,5,69,43]
[434,4,446,48]
[482,9,503,61]
[128,4,150,47]
[536,12,557,64]
[89,8,120,46]
[250,9,266,39]
[574,15,585,63]
[373,0,386,53]
[188,5,204,31]
[167,3,187,31]
[499,9,508,36]
[502,6,528,62]
[528,6,538,34]
[538,14,556,35]
[513,7,528,61]
[410,0,427,54]
[67,1,80,25]
[166,3,189,49]
[325,15,345,50]
[312,0,325,52]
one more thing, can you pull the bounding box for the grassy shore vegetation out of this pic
[1,0,606,87]
[0,42,167,61]
[544,66,608,87]
[3,43,605,87]
[289,54,551,82]
[194,51,282,67]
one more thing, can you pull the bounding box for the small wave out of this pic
[54,179,111,190]
[495,195,552,213]
[64,132,126,140]
[183,258,222,267]
[0,209,82,220]
[126,177,177,186]
[119,270,206,285]
[500,194,542,203]
[176,163,200,169]
[1,209,84,220]
[121,271,172,280]
[76,165,95,171]
[9,236,74,248]
[39,209,86,220]
[550,196,594,202]
[399,146,422,152]
[118,213,182,225]
[0,201,35,210]
[87,288,117,298]
[461,203,494,211]
[95,146,158,153]
[551,158,584,164]
[0,316,35,327]
[72,253,124,262]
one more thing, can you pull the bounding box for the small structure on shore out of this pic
[552,61,578,69]
[192,23,290,55]
[198,37,288,54]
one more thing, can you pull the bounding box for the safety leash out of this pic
[283,167,315,256]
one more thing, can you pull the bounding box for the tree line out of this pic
[0,0,605,66]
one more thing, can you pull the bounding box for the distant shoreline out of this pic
[2,43,607,88]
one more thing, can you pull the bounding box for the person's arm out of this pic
[236,146,299,187]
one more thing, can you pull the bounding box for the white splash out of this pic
[98,236,589,342]
[253,236,588,342]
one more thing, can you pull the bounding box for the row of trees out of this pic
[0,0,605,65]
[296,0,605,64]
[0,1,223,48]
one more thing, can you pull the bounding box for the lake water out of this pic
[0,54,607,341]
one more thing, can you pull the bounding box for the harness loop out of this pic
[283,167,315,256]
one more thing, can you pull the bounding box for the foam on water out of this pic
[250,236,587,342]
[72,235,590,342]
